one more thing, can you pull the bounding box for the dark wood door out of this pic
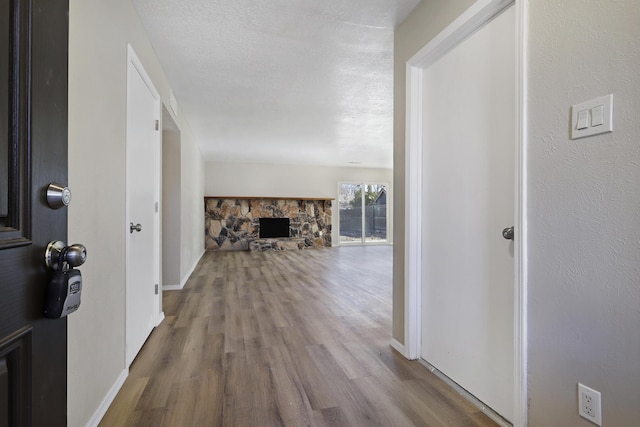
[0,0,69,425]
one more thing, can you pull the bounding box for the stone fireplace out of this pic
[205,197,332,251]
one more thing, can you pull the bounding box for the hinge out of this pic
[155,202,159,213]
[155,284,159,295]
[155,120,159,131]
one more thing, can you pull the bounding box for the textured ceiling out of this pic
[132,0,420,168]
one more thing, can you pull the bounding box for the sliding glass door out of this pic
[338,183,388,245]
[364,184,388,243]
[339,183,362,243]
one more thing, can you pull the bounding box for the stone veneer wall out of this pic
[205,198,332,251]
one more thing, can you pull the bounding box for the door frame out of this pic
[125,45,163,357]
[400,0,528,425]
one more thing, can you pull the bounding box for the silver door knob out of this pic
[130,223,142,233]
[502,226,514,240]
[45,241,87,270]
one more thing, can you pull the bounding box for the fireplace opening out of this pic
[259,218,290,238]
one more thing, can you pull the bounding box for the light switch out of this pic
[576,110,589,130]
[591,105,604,126]
[571,94,613,140]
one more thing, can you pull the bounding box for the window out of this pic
[338,183,388,245]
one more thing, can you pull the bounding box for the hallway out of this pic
[100,246,497,426]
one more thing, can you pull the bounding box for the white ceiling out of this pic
[132,0,421,168]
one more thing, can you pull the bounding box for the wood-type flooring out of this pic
[100,246,499,427]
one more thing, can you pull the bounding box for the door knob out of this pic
[502,226,514,240]
[130,223,142,233]
[45,241,87,270]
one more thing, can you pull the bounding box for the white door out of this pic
[126,46,160,367]
[420,5,515,421]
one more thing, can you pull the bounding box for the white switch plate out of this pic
[571,94,613,140]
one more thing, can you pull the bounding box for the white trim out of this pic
[163,249,204,291]
[182,249,204,286]
[162,283,183,291]
[125,44,162,366]
[404,63,422,361]
[153,116,161,326]
[84,368,129,427]
[514,1,529,425]
[390,339,406,357]
[155,311,165,327]
[404,0,527,425]
[407,0,514,69]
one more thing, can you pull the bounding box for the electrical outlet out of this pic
[578,383,602,426]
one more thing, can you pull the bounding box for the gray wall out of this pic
[526,0,640,425]
[395,0,640,425]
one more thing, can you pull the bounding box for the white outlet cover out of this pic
[578,383,602,426]
[571,94,613,140]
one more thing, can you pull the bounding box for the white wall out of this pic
[526,0,640,425]
[205,161,393,245]
[67,1,204,425]
[181,131,205,278]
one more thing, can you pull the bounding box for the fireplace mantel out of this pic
[206,196,334,211]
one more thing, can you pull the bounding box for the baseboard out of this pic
[162,250,205,291]
[417,359,512,427]
[390,338,407,358]
[180,250,204,288]
[155,311,165,327]
[85,368,129,427]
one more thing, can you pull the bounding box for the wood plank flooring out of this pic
[100,246,498,427]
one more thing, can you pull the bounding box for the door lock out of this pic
[46,183,72,209]
[43,241,87,319]
[45,241,87,271]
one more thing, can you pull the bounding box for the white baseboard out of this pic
[155,311,165,327]
[85,368,129,427]
[163,250,204,291]
[390,338,407,358]
[180,250,204,288]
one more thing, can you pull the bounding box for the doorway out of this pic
[403,0,526,425]
[421,4,515,422]
[161,106,182,290]
[125,45,162,367]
